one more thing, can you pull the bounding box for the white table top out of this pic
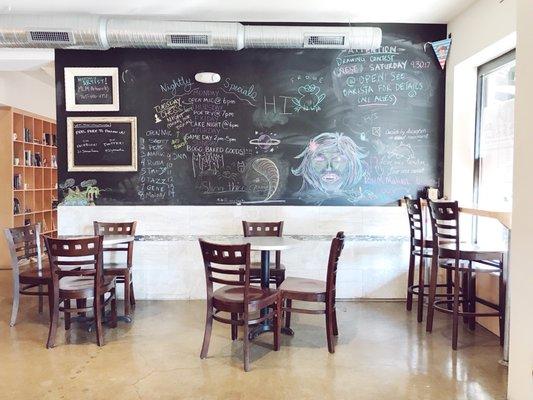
[58,235,134,246]
[216,236,300,251]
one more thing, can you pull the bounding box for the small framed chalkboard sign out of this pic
[67,116,137,172]
[64,67,120,111]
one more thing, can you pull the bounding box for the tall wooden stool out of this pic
[426,200,506,350]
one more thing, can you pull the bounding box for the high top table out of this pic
[222,236,300,339]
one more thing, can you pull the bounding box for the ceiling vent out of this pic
[28,30,74,45]
[167,33,210,47]
[304,34,346,48]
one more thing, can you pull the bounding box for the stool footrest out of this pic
[433,300,500,317]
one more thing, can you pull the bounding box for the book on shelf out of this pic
[24,150,32,166]
[13,174,22,189]
[24,128,32,142]
[51,155,57,168]
[34,153,42,167]
[13,198,20,215]
[44,133,51,146]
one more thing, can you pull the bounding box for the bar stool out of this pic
[404,197,452,323]
[425,200,506,350]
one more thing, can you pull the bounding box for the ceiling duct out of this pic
[0,15,382,51]
[0,14,108,49]
[244,25,382,50]
[106,19,244,50]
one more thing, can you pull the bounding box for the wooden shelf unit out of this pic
[1,107,58,268]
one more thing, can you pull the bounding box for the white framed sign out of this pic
[64,67,120,111]
[67,116,137,172]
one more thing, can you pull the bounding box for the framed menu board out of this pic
[64,67,120,111]
[67,116,137,172]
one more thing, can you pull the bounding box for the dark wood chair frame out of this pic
[404,197,453,323]
[425,200,506,350]
[4,224,50,326]
[44,235,117,348]
[93,221,137,318]
[242,221,286,287]
[199,239,281,371]
[281,231,345,353]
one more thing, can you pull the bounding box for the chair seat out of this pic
[103,263,131,275]
[279,277,326,301]
[439,243,505,262]
[59,276,115,298]
[212,285,278,312]
[19,266,51,283]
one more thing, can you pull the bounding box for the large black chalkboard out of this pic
[56,23,446,206]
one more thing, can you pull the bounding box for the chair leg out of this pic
[231,313,238,340]
[499,269,506,347]
[64,300,71,331]
[38,284,44,314]
[333,307,339,336]
[426,254,439,333]
[462,269,469,324]
[417,255,425,323]
[124,273,131,317]
[446,268,453,310]
[110,289,118,329]
[77,299,87,318]
[274,301,280,351]
[468,269,476,331]
[285,299,292,329]
[94,295,104,347]
[200,302,213,359]
[243,312,251,372]
[406,252,415,311]
[129,281,136,307]
[326,305,335,354]
[48,283,54,321]
[452,264,461,350]
[46,293,59,349]
[9,277,20,327]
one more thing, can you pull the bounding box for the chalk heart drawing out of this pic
[252,158,280,201]
[249,132,281,152]
[292,84,326,112]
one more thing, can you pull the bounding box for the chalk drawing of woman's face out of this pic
[310,148,349,192]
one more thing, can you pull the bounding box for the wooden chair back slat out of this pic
[242,221,283,267]
[199,239,251,297]
[325,231,346,299]
[3,224,43,271]
[428,200,460,253]
[404,197,427,245]
[93,221,136,267]
[44,236,105,287]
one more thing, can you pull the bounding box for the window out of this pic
[473,51,515,242]
[474,51,516,210]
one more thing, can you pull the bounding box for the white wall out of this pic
[507,0,533,398]
[445,0,517,202]
[0,71,56,119]
[59,205,409,300]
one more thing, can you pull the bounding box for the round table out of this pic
[222,236,300,338]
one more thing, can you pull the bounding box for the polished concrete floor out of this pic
[0,296,507,399]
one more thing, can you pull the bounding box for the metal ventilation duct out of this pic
[244,25,382,50]
[0,15,108,49]
[106,19,244,50]
[0,15,382,51]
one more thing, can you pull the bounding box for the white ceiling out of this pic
[0,0,477,23]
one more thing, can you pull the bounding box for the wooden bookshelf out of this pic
[0,107,58,268]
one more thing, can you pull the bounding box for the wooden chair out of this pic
[404,197,452,322]
[93,222,136,317]
[199,239,281,371]
[3,224,51,326]
[242,221,286,287]
[44,236,117,348]
[280,232,345,353]
[425,200,506,350]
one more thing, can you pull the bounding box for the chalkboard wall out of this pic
[56,23,446,206]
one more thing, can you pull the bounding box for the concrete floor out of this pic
[0,296,507,399]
